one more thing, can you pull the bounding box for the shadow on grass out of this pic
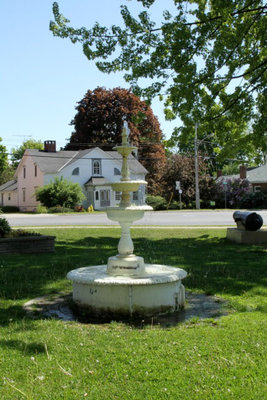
[0,338,47,355]
[0,233,266,325]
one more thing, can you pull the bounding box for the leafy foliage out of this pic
[11,139,44,168]
[239,190,267,209]
[6,229,42,238]
[146,195,167,210]
[0,138,8,177]
[162,154,215,206]
[65,87,166,195]
[215,178,250,208]
[35,176,85,208]
[0,164,16,186]
[0,218,11,237]
[50,0,267,166]
[0,206,19,213]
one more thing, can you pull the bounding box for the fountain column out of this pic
[106,120,150,276]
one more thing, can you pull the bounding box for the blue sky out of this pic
[0,0,180,155]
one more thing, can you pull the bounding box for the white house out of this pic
[0,140,148,211]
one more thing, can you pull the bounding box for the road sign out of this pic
[175,181,180,190]
[179,189,182,194]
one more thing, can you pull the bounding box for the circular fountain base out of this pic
[67,265,187,317]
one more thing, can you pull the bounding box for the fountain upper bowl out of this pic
[111,180,146,193]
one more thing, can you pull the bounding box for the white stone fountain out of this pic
[67,121,187,317]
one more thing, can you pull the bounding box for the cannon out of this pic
[233,211,263,231]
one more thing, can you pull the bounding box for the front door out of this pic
[100,190,110,207]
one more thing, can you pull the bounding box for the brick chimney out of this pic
[240,165,246,179]
[217,170,222,178]
[44,140,56,152]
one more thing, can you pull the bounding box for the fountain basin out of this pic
[67,264,187,317]
[107,205,152,222]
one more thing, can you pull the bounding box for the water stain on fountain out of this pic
[67,120,187,318]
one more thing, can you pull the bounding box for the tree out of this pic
[215,177,250,208]
[35,176,85,208]
[50,1,267,165]
[65,87,166,195]
[0,164,16,186]
[11,139,44,168]
[162,154,215,206]
[0,137,8,177]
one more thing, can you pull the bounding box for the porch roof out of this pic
[85,177,111,186]
[0,179,17,192]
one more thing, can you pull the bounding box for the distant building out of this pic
[0,140,148,211]
[216,164,267,194]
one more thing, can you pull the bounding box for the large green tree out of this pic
[50,0,266,166]
[0,138,8,179]
[65,87,166,195]
[11,139,44,168]
[0,165,15,186]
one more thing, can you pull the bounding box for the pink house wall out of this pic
[16,151,44,211]
[0,191,18,208]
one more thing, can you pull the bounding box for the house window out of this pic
[254,186,261,192]
[114,168,121,176]
[115,191,121,201]
[8,193,11,201]
[23,166,26,179]
[34,164,37,177]
[72,167,79,175]
[95,191,99,201]
[133,191,139,201]
[22,189,26,202]
[92,160,101,175]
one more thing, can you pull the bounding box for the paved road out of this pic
[3,210,267,227]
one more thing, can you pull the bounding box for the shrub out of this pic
[214,178,250,208]
[0,217,11,237]
[48,206,74,213]
[146,195,167,210]
[1,206,20,213]
[35,176,85,208]
[6,229,42,238]
[36,205,48,214]
[168,201,183,210]
[239,191,267,209]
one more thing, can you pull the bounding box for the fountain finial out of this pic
[122,120,130,146]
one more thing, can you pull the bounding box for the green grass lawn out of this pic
[0,228,266,400]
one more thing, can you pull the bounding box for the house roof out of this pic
[246,164,267,183]
[217,164,267,184]
[0,179,17,192]
[21,148,147,175]
[85,177,111,186]
[105,151,148,175]
[26,148,94,174]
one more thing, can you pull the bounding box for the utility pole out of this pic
[194,124,213,210]
[194,123,200,209]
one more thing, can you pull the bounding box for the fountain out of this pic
[67,121,187,317]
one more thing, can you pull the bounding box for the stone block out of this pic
[227,228,267,245]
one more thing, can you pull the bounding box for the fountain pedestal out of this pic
[67,121,187,318]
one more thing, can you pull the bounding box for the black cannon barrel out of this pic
[233,211,263,231]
